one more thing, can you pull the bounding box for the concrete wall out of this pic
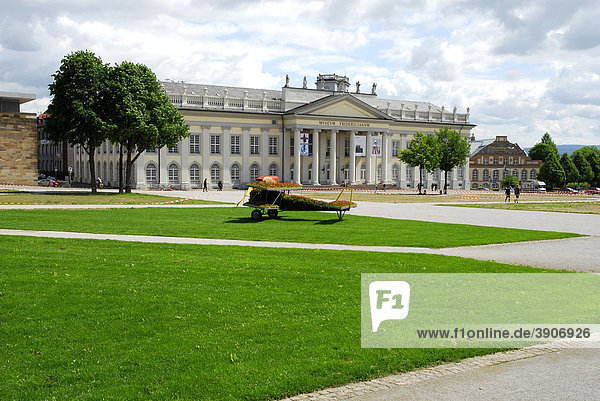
[0,112,38,185]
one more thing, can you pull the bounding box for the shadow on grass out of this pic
[226,215,340,224]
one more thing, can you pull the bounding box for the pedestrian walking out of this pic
[203,178,208,192]
[218,181,223,191]
[505,185,511,202]
[514,186,520,203]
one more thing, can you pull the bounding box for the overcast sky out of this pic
[2,0,600,146]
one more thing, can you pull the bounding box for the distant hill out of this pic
[524,145,600,156]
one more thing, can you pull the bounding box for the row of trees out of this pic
[45,50,189,193]
[530,133,600,189]
[397,127,471,194]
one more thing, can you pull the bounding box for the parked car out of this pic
[585,187,600,194]
[38,178,59,187]
[560,187,578,194]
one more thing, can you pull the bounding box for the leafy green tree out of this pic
[538,153,564,190]
[559,153,580,184]
[571,151,594,185]
[501,175,519,188]
[572,146,600,186]
[435,127,470,193]
[45,50,109,192]
[398,132,440,194]
[104,61,190,192]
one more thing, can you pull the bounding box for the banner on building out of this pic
[300,132,310,156]
[372,137,381,157]
[355,136,366,156]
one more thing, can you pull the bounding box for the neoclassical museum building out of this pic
[71,74,475,189]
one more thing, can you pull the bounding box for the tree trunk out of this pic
[118,145,124,193]
[89,147,97,193]
[444,170,448,194]
[125,148,133,193]
[418,165,424,194]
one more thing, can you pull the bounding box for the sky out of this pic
[2,0,600,147]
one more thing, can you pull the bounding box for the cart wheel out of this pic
[267,209,278,218]
[251,209,263,221]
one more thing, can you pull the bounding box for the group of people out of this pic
[505,185,520,203]
[201,178,223,191]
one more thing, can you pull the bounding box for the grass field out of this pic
[0,236,555,400]
[446,201,600,215]
[0,191,223,205]
[300,190,597,203]
[0,207,579,248]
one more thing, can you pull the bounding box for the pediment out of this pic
[286,94,392,120]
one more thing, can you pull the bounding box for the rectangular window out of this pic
[168,143,179,154]
[210,135,221,154]
[290,135,294,156]
[250,136,260,155]
[326,139,330,156]
[344,138,350,157]
[392,140,400,157]
[146,148,157,154]
[190,135,200,154]
[269,136,278,156]
[458,168,464,179]
[230,135,240,155]
[484,157,489,165]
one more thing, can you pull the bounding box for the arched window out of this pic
[472,169,479,181]
[377,164,382,182]
[250,163,260,182]
[210,163,221,183]
[513,169,518,177]
[521,169,528,181]
[109,162,114,181]
[102,162,107,180]
[457,167,463,179]
[406,166,412,180]
[433,169,439,180]
[231,163,240,183]
[146,163,157,184]
[268,163,278,177]
[493,170,499,181]
[392,164,399,181]
[472,183,479,189]
[531,170,536,180]
[190,163,201,184]
[483,169,490,181]
[168,163,179,184]
[96,161,100,178]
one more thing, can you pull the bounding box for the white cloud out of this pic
[5,0,600,146]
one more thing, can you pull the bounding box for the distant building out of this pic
[37,113,73,180]
[469,135,542,190]
[71,73,475,189]
[0,91,37,185]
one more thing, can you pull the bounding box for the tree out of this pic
[571,151,594,185]
[104,61,190,193]
[398,132,440,194]
[537,153,563,190]
[435,127,470,194]
[501,174,519,188]
[559,153,580,184]
[572,146,600,186]
[45,50,109,192]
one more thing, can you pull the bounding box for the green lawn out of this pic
[446,201,600,215]
[0,208,579,248]
[0,236,553,400]
[0,192,224,205]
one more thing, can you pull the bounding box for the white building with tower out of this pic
[71,73,475,190]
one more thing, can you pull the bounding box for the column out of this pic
[294,128,301,184]
[135,155,145,188]
[283,130,291,181]
[261,128,269,177]
[201,125,210,183]
[413,166,420,189]
[330,130,337,185]
[159,146,167,186]
[463,160,470,190]
[382,131,390,184]
[311,129,320,185]
[319,129,326,184]
[399,134,407,188]
[365,131,372,185]
[451,167,458,190]
[223,126,231,185]
[349,130,356,185]
[181,137,190,189]
[242,127,250,183]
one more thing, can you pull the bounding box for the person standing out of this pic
[514,185,520,203]
[203,178,208,192]
[505,185,511,202]
[217,181,223,191]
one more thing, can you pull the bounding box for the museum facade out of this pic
[71,74,475,189]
